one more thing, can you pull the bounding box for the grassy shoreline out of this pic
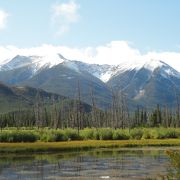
[0,139,180,153]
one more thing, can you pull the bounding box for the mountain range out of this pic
[0,54,180,110]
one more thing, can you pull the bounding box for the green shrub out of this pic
[64,129,81,140]
[0,127,179,142]
[161,128,179,139]
[141,128,179,139]
[141,129,151,139]
[113,129,130,140]
[130,128,143,140]
[79,128,102,140]
[40,130,58,142]
[0,131,10,142]
[93,129,100,140]
[165,128,179,139]
[0,130,38,142]
[39,129,67,142]
[98,128,113,140]
[80,128,95,140]
[55,130,68,141]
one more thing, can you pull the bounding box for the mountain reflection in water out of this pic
[0,147,179,180]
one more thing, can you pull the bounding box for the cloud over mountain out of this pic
[0,41,180,72]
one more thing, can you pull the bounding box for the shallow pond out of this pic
[0,147,179,180]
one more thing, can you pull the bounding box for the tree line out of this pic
[0,87,179,130]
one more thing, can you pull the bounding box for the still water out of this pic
[0,147,179,180]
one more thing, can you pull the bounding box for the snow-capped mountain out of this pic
[0,54,112,108]
[110,59,180,79]
[0,54,65,72]
[2,54,179,83]
[63,58,180,83]
[0,53,180,109]
[65,61,117,82]
[0,54,118,82]
[107,59,180,108]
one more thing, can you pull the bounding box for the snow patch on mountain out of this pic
[100,72,113,82]
[116,59,164,73]
[0,53,180,83]
[85,65,116,82]
[0,55,33,70]
[69,61,117,82]
[32,54,64,68]
[144,59,164,71]
[134,89,145,100]
[0,54,65,72]
[111,59,180,80]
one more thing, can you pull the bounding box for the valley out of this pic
[1,1,180,179]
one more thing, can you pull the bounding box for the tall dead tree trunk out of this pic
[34,91,43,129]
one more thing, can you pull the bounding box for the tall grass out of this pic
[0,127,179,142]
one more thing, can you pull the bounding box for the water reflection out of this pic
[0,147,179,180]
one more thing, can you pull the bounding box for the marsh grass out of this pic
[0,139,180,153]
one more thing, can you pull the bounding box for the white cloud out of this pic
[0,9,9,30]
[92,41,142,64]
[51,0,80,35]
[1,41,180,72]
[143,51,180,72]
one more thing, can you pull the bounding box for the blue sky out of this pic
[0,0,180,70]
[0,0,180,51]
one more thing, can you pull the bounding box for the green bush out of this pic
[113,129,130,140]
[0,130,38,142]
[55,130,68,141]
[79,128,103,140]
[0,127,179,142]
[98,128,113,140]
[141,128,179,139]
[165,128,179,139]
[39,129,67,142]
[141,129,152,139]
[158,128,179,139]
[80,128,95,140]
[92,129,100,140]
[130,128,143,140]
[64,129,81,140]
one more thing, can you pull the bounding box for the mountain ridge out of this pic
[0,53,180,109]
[1,54,179,82]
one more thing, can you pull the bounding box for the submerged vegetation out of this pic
[166,150,180,179]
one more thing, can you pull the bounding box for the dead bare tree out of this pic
[90,85,99,128]
[110,89,129,129]
[51,95,59,129]
[34,91,43,128]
